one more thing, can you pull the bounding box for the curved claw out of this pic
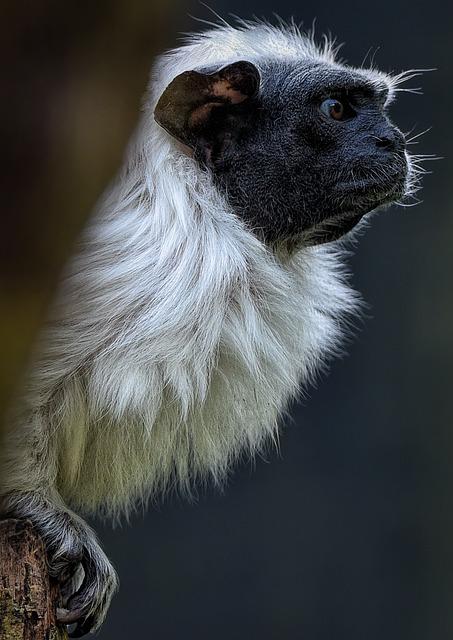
[67,616,96,638]
[55,550,118,636]
[56,607,85,625]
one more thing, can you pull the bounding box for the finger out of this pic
[68,616,95,638]
[56,607,85,625]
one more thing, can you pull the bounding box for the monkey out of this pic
[0,19,421,637]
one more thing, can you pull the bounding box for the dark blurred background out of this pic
[3,1,452,639]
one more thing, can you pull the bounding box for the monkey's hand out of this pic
[1,491,118,637]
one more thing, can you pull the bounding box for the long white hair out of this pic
[8,21,369,519]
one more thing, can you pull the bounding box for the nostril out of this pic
[375,136,395,151]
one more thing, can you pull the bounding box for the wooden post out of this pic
[0,519,67,640]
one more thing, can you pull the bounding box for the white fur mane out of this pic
[17,22,364,519]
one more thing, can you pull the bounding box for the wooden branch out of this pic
[0,519,67,640]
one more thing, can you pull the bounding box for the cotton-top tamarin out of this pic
[0,19,421,637]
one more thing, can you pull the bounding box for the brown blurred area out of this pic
[0,1,188,423]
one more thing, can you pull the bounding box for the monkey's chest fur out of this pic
[36,233,350,518]
[18,149,354,519]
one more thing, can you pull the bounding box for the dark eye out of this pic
[320,98,347,121]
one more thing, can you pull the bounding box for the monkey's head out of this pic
[154,34,413,248]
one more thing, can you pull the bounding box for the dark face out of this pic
[154,58,408,247]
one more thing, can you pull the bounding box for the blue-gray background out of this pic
[94,2,452,639]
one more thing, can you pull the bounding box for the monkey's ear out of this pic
[154,61,260,161]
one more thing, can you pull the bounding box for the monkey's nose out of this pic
[375,135,395,150]
[374,129,406,153]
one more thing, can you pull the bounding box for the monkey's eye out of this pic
[320,97,352,121]
[320,98,344,120]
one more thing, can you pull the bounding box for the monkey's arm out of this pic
[0,399,118,637]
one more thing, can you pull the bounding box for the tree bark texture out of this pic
[0,519,67,640]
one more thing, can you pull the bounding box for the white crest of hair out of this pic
[6,20,367,521]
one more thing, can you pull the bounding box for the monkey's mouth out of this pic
[301,211,367,246]
[303,173,407,246]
